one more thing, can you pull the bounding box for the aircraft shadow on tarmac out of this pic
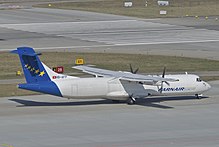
[9,96,208,109]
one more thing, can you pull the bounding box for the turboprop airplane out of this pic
[11,47,211,105]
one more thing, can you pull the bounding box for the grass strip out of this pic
[0,84,39,97]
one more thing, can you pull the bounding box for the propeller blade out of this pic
[162,66,166,78]
[129,64,134,73]
[164,81,170,86]
[160,66,167,93]
[160,82,163,93]
[129,64,139,74]
[134,68,139,74]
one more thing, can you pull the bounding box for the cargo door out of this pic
[71,84,78,96]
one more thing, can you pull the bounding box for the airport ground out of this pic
[0,1,219,147]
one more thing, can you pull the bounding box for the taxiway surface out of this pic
[0,80,219,147]
[0,8,219,60]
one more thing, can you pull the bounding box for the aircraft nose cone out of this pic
[207,83,211,90]
[204,82,211,91]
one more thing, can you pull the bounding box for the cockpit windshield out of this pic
[196,78,202,82]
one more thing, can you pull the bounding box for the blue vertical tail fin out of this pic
[11,47,51,83]
[11,47,77,97]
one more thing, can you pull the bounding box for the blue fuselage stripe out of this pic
[18,81,62,97]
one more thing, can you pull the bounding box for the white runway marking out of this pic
[114,39,219,46]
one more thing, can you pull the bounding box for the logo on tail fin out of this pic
[39,71,45,76]
[24,64,45,77]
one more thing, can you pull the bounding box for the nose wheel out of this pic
[195,94,203,99]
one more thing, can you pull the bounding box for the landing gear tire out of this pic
[127,97,136,105]
[195,94,201,99]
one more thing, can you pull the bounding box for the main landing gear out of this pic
[127,97,136,105]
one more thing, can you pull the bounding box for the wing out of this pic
[73,65,122,77]
[73,65,177,85]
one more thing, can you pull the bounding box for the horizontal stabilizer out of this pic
[11,49,41,56]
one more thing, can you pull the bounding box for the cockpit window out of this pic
[196,78,202,82]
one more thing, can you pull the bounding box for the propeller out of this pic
[159,66,169,93]
[162,66,166,78]
[129,64,139,74]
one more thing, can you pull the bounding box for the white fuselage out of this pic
[53,74,211,101]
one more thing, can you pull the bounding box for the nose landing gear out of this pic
[195,94,203,99]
